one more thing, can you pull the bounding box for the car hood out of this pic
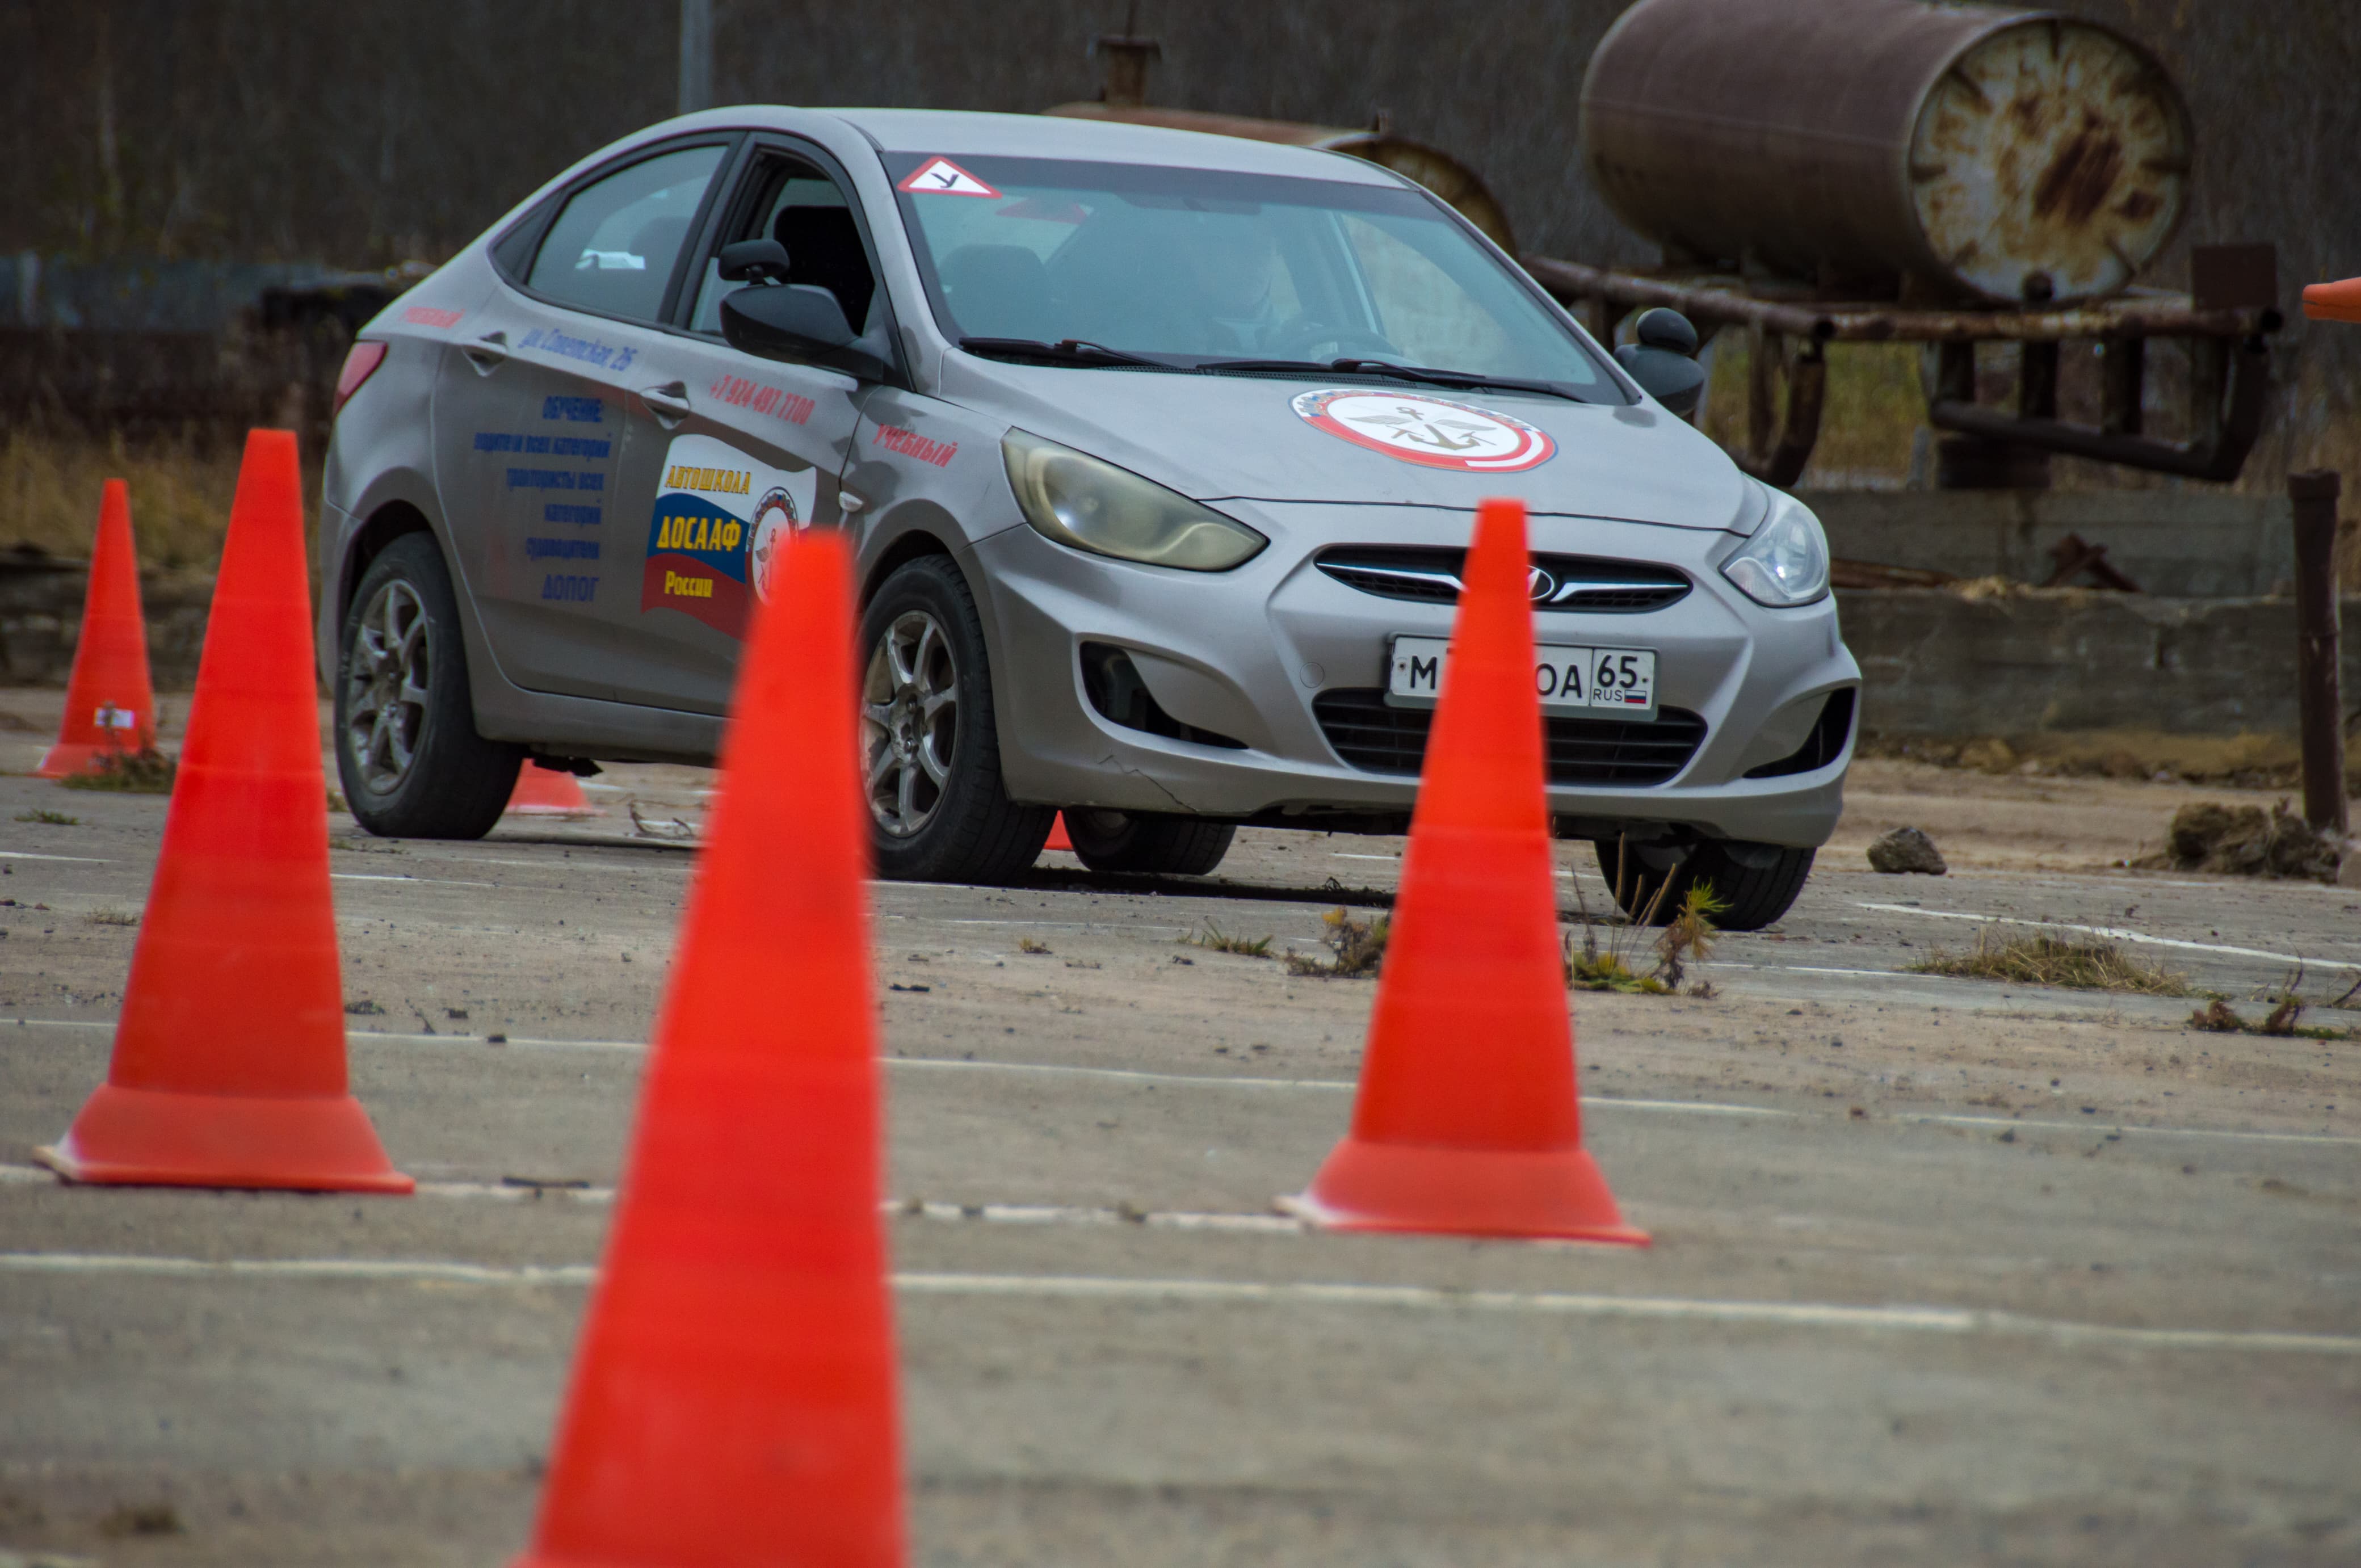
[935,358,1766,534]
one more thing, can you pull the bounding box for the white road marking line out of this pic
[1857,902,2346,969]
[1906,1112,2356,1146]
[0,850,111,863]
[330,873,498,888]
[0,1252,2349,1355]
[7,1020,2349,1144]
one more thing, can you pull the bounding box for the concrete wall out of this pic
[6,564,2354,754]
[1839,588,2360,740]
[1807,491,2297,599]
[0,565,213,688]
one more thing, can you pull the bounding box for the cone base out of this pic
[36,741,138,779]
[35,1083,413,1193]
[1284,1136,1649,1245]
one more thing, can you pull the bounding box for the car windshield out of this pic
[886,153,1617,397]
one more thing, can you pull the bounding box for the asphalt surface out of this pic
[1,691,2357,1566]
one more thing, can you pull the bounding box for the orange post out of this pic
[38,479,160,777]
[1285,498,1646,1245]
[35,432,410,1192]
[515,529,904,1567]
[2301,277,2361,324]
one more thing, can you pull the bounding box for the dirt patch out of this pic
[2139,801,2344,882]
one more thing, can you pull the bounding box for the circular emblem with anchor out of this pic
[1291,388,1555,473]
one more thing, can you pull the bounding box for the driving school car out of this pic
[320,107,1859,930]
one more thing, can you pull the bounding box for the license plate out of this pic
[1387,636,1657,720]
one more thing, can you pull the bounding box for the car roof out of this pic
[814,107,1407,183]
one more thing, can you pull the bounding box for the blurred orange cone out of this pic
[505,762,602,817]
[35,432,410,1193]
[515,529,903,1568]
[38,479,160,778]
[1285,498,1646,1245]
[2302,277,2361,323]
[1045,812,1074,852]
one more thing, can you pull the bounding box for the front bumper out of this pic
[971,502,1860,848]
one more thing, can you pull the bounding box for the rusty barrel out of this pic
[1580,0,2190,304]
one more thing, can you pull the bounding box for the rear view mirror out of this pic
[1614,308,1704,418]
[717,238,791,284]
[722,283,890,381]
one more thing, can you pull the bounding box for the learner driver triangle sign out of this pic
[898,158,999,198]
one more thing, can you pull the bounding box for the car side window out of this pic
[689,159,879,337]
[525,144,728,322]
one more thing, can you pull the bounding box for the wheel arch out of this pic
[338,500,439,627]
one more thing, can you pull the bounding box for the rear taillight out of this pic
[332,340,389,421]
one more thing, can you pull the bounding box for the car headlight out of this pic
[1720,491,1830,607]
[1003,430,1266,571]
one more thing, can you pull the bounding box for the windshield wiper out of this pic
[958,337,1174,371]
[1196,355,1584,402]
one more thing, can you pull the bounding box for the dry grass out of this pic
[1184,920,1274,959]
[1284,908,1388,978]
[56,745,176,794]
[1016,937,1053,956]
[1698,339,1924,484]
[86,907,139,926]
[1565,880,1726,995]
[0,428,323,571]
[1908,928,2190,995]
[13,808,78,824]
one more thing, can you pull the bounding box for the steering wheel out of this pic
[1270,318,1401,363]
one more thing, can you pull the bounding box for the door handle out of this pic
[462,331,509,374]
[638,382,692,426]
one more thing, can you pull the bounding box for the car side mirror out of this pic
[717,238,791,284]
[1614,307,1704,418]
[722,283,890,381]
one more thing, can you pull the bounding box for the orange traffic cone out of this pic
[516,529,902,1568]
[1044,811,1074,852]
[38,479,160,777]
[1285,498,1646,1245]
[2303,277,2361,323]
[505,761,602,817]
[35,432,410,1193]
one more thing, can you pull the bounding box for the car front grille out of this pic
[1314,547,1691,613]
[1312,689,1707,787]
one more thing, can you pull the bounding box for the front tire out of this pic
[860,556,1052,883]
[1064,809,1234,877]
[335,533,522,839]
[1594,838,1814,933]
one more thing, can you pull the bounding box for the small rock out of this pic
[1867,826,1947,875]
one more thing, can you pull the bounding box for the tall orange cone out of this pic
[515,528,902,1568]
[1286,498,1646,1245]
[35,432,410,1193]
[505,760,602,817]
[38,478,160,777]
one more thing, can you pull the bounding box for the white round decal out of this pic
[746,486,804,602]
[1291,388,1556,472]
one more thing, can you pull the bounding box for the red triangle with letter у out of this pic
[898,158,999,198]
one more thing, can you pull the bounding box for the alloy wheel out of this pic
[345,579,432,793]
[862,609,960,837]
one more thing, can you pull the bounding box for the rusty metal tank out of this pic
[1045,105,1516,255]
[1579,0,2191,304]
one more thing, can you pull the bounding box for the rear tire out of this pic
[1593,838,1813,933]
[1065,809,1235,877]
[335,533,522,839]
[860,555,1052,883]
